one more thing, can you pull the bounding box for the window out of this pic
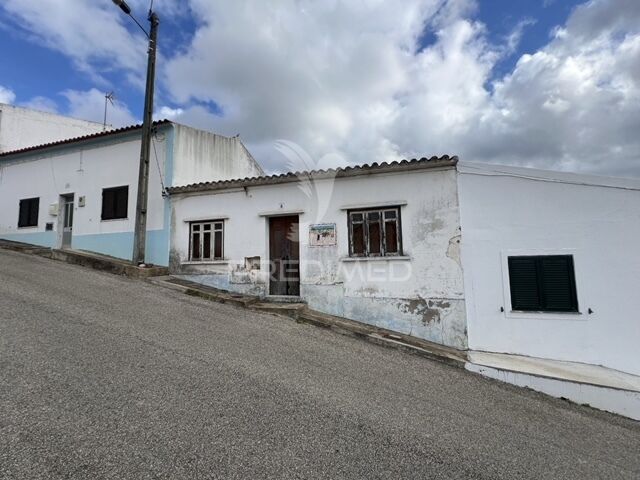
[508,255,578,313]
[348,207,402,257]
[189,220,224,261]
[101,186,128,220]
[18,197,39,227]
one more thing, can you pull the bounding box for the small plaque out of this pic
[309,223,336,246]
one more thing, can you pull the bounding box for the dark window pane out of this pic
[351,213,363,222]
[18,201,29,227]
[102,186,128,220]
[385,221,398,253]
[367,211,380,221]
[214,231,223,259]
[18,198,39,227]
[352,223,365,255]
[203,224,211,231]
[540,256,578,311]
[115,188,128,218]
[102,190,114,219]
[203,232,211,258]
[508,257,541,310]
[368,219,381,255]
[192,233,201,260]
[66,203,73,228]
[192,224,200,231]
[29,199,39,225]
[384,210,397,219]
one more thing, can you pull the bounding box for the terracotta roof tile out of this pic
[167,155,458,194]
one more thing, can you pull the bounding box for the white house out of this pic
[457,162,640,377]
[168,157,468,349]
[0,120,263,265]
[165,156,640,418]
[0,103,105,153]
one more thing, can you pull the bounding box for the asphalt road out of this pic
[0,249,639,479]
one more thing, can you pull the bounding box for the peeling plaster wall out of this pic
[457,162,640,375]
[171,125,264,187]
[170,167,468,349]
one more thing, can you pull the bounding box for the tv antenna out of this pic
[103,92,115,130]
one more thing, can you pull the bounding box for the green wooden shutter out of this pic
[508,256,541,310]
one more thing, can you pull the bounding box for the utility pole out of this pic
[112,0,159,265]
[132,11,159,265]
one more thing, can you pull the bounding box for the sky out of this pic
[0,0,638,176]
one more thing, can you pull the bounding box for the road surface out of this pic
[0,248,638,479]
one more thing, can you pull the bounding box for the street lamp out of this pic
[112,0,159,266]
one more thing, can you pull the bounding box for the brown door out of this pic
[269,215,300,296]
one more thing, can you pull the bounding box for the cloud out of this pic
[62,88,138,127]
[20,96,59,114]
[160,0,640,175]
[0,85,16,104]
[3,0,639,176]
[0,0,147,87]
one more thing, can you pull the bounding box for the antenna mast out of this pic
[103,92,115,130]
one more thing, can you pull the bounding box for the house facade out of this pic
[0,121,262,265]
[166,158,640,380]
[458,162,640,377]
[168,157,468,349]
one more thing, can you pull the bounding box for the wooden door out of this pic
[269,215,300,296]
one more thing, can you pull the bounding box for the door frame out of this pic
[267,214,300,296]
[57,193,74,249]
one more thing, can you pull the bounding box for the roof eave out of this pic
[166,155,458,195]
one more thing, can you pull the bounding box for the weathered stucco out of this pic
[171,125,263,187]
[170,166,468,350]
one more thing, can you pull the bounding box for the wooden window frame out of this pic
[189,220,225,261]
[508,255,579,313]
[18,197,40,228]
[347,206,402,257]
[101,186,129,221]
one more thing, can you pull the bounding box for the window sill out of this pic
[101,218,128,222]
[340,255,411,262]
[17,226,38,229]
[511,310,581,315]
[506,310,585,321]
[181,260,228,265]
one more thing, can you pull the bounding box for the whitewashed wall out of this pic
[0,104,104,152]
[170,167,468,349]
[171,125,263,186]
[458,162,640,376]
[0,130,169,264]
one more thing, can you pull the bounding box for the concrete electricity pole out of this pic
[112,0,159,265]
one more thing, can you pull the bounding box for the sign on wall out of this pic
[309,223,337,247]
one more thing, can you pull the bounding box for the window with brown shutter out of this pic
[348,207,402,257]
